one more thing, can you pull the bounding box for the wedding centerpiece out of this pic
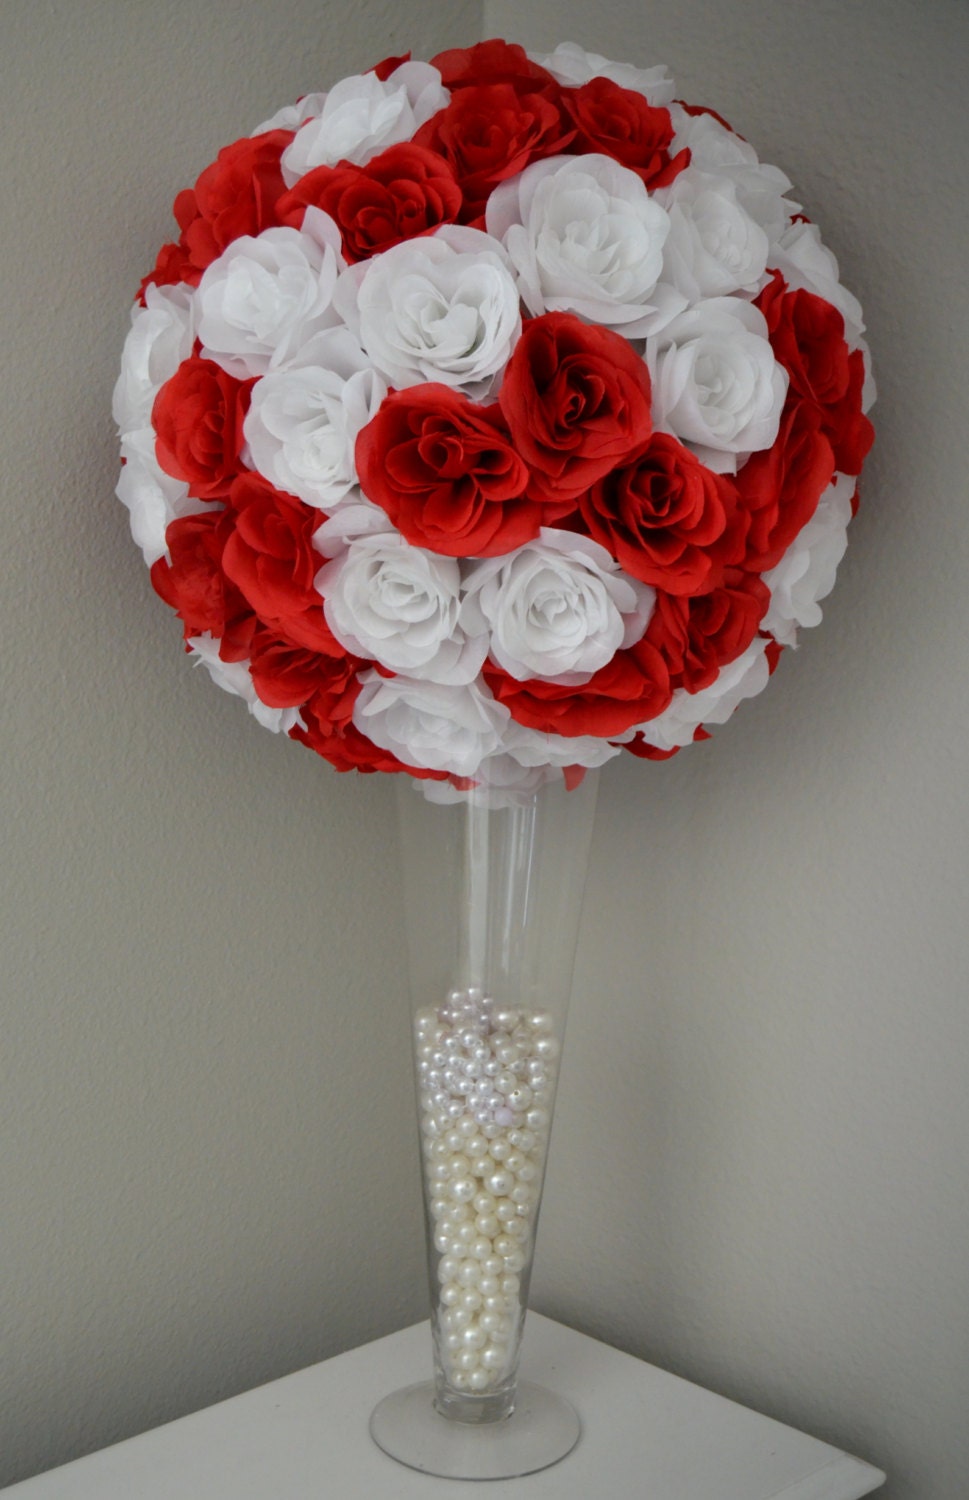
[114,37,873,1478]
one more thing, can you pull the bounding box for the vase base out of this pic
[369,1379,580,1479]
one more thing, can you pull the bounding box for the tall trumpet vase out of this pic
[370,769,599,1480]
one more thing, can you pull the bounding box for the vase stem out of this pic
[399,772,599,1426]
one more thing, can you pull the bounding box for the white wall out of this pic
[0,1,478,1486]
[2,1,967,1495]
[482,4,969,1499]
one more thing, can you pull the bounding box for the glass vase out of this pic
[369,768,599,1480]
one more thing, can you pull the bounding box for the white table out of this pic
[2,1315,885,1498]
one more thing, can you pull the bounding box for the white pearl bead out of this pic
[462,1289,482,1312]
[478,1276,499,1297]
[450,1177,476,1203]
[486,1170,513,1196]
[473,1191,497,1215]
[457,1349,480,1371]
[475,1213,500,1238]
[482,1346,506,1370]
[469,1368,490,1390]
[496,1200,517,1223]
[501,1274,520,1297]
[482,1255,503,1276]
[440,1282,463,1307]
[471,1237,494,1260]
[503,1249,526,1272]
[457,1260,481,1287]
[462,1326,486,1349]
[488,1139,511,1162]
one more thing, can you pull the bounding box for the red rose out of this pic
[580,434,742,595]
[483,640,671,739]
[647,571,770,694]
[220,474,334,651]
[498,313,653,503]
[563,79,688,189]
[172,131,293,276]
[276,143,462,260]
[413,85,572,223]
[152,358,253,500]
[757,274,874,475]
[249,628,348,708]
[138,241,197,302]
[734,397,836,573]
[357,385,556,556]
[430,40,560,96]
[150,509,255,658]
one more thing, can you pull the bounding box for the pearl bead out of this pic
[472,1237,493,1260]
[501,1274,520,1297]
[434,1230,451,1253]
[482,1293,505,1313]
[488,1139,511,1162]
[486,1169,513,1196]
[470,1156,492,1178]
[511,1185,532,1207]
[445,1332,463,1352]
[516,1162,537,1184]
[458,1116,477,1137]
[438,1254,461,1281]
[482,1255,503,1276]
[455,1223,476,1246]
[526,1108,548,1131]
[450,1177,476,1203]
[475,1214,500,1238]
[496,1201,517,1223]
[469,1368,490,1390]
[503,1249,526,1272]
[462,1289,482,1312]
[478,1276,499,1296]
[493,1234,515,1257]
[440,1283,463,1307]
[494,1007,520,1030]
[479,1311,504,1334]
[457,1349,479,1371]
[482,1346,506,1370]
[473,1192,497,1215]
[495,1070,517,1096]
[457,1261,481,1287]
[462,1326,486,1349]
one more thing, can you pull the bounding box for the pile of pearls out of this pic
[415,987,560,1393]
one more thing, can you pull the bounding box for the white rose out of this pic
[353,674,510,778]
[112,283,196,436]
[656,167,770,302]
[243,327,386,509]
[251,92,328,137]
[761,473,855,646]
[462,530,653,681]
[667,108,797,241]
[187,635,301,734]
[316,532,487,685]
[646,298,788,473]
[486,154,685,337]
[528,43,675,105]
[196,215,345,380]
[769,220,865,348]
[116,429,207,566]
[630,638,770,751]
[503,720,624,769]
[280,63,448,181]
[333,226,521,397]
